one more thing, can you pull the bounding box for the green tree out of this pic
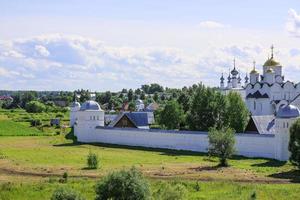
[95,167,150,200]
[25,101,46,113]
[153,92,159,102]
[140,91,146,100]
[289,119,300,168]
[159,100,184,130]
[128,101,136,112]
[226,92,249,132]
[177,92,190,113]
[208,127,236,167]
[128,89,134,101]
[187,84,227,131]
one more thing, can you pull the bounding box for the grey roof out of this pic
[80,100,102,111]
[277,104,300,118]
[110,112,149,127]
[250,115,276,134]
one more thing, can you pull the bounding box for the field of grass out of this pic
[0,109,70,136]
[0,109,300,199]
[1,178,300,200]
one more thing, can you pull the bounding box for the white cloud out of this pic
[0,34,299,91]
[286,9,300,37]
[198,21,228,29]
[35,45,50,57]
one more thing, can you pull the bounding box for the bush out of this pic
[56,113,64,118]
[30,119,42,127]
[95,167,150,200]
[87,151,99,169]
[25,101,46,113]
[153,182,187,200]
[59,172,68,183]
[289,119,300,168]
[208,127,236,167]
[51,187,85,200]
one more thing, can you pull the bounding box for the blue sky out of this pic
[0,0,300,91]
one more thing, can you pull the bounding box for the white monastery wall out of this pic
[74,126,287,161]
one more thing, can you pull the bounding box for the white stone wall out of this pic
[75,126,288,161]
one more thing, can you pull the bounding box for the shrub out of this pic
[30,119,42,127]
[250,191,257,200]
[153,182,187,200]
[289,119,300,168]
[56,113,64,118]
[208,127,236,167]
[87,151,99,169]
[25,101,46,113]
[51,187,85,200]
[59,172,68,183]
[95,167,150,200]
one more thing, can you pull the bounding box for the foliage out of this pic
[87,151,99,169]
[128,101,136,112]
[30,119,42,127]
[177,92,190,113]
[289,119,300,168]
[128,89,134,101]
[95,167,150,200]
[226,92,249,132]
[208,127,236,166]
[159,100,184,130]
[187,84,228,131]
[153,182,187,200]
[153,92,159,102]
[25,101,46,113]
[141,83,164,94]
[51,187,85,200]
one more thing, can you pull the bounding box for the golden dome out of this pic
[250,68,259,74]
[263,58,280,67]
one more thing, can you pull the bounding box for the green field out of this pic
[0,110,300,199]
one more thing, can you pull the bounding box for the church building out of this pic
[220,46,300,116]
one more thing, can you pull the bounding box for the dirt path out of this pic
[0,167,294,184]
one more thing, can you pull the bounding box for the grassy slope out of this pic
[0,116,43,136]
[1,178,300,200]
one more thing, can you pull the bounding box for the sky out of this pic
[1,0,300,91]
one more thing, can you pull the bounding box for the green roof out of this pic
[263,58,280,67]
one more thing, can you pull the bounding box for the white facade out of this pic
[75,125,290,161]
[70,100,105,127]
[74,104,300,161]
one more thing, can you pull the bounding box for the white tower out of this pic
[70,101,81,127]
[274,104,300,160]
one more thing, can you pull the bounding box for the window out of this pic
[97,116,99,120]
[90,116,92,120]
[93,116,95,120]
[254,101,256,110]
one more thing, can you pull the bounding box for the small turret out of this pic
[220,73,225,89]
[250,61,259,84]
